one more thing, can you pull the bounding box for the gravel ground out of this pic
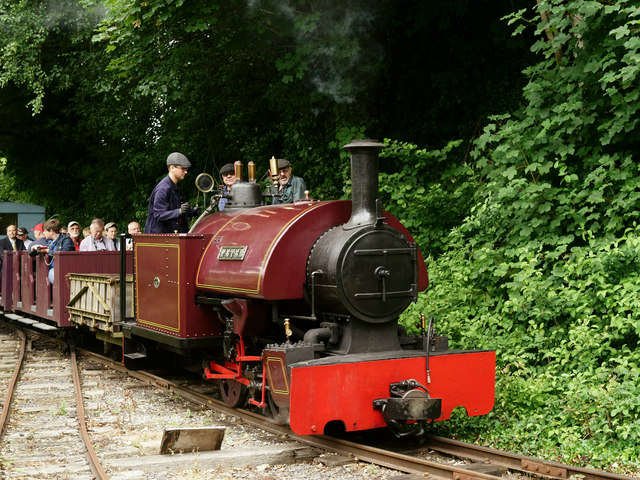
[81,359,403,480]
[159,462,399,480]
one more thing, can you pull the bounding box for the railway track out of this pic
[74,346,637,480]
[0,320,636,480]
[0,325,107,479]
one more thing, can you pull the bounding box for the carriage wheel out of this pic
[219,379,247,408]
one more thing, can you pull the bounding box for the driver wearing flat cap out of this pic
[217,163,236,211]
[145,152,199,233]
[272,158,307,204]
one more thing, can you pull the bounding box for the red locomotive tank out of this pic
[192,200,428,300]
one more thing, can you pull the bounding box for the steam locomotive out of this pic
[0,140,495,436]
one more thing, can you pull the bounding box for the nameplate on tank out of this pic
[218,246,248,261]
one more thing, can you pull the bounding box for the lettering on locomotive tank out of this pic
[218,245,248,261]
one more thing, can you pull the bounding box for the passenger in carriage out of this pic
[41,218,75,283]
[79,219,116,252]
[105,222,120,251]
[125,221,141,251]
[0,225,26,253]
[67,221,82,251]
[0,224,26,271]
[28,223,47,253]
[16,227,32,249]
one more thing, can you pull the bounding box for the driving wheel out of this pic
[219,379,247,407]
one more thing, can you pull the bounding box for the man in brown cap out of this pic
[272,158,307,204]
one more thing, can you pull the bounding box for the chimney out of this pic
[342,139,385,230]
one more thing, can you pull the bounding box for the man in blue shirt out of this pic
[145,152,199,233]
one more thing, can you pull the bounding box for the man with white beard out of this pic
[67,221,82,251]
[272,158,306,204]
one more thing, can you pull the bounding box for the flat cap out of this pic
[105,222,117,230]
[220,163,235,175]
[277,158,290,169]
[166,152,192,168]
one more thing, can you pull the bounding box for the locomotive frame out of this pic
[0,140,495,437]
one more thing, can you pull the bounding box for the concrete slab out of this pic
[103,443,319,472]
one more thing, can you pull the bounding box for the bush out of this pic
[397,1,640,471]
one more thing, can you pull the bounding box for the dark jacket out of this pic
[145,175,192,233]
[0,237,26,254]
[273,175,307,204]
[50,234,75,253]
[48,234,75,270]
[218,185,230,211]
[0,237,25,269]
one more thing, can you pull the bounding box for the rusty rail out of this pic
[75,349,638,480]
[71,346,110,480]
[0,322,109,479]
[0,324,26,440]
[423,435,634,480]
[6,321,636,480]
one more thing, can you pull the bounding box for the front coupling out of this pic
[373,379,441,422]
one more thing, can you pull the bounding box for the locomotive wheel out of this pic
[219,379,247,408]
[267,391,290,425]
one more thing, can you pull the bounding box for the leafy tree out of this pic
[1,0,531,227]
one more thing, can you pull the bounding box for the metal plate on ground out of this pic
[160,426,225,454]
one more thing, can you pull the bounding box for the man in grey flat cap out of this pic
[145,152,199,233]
[272,158,307,204]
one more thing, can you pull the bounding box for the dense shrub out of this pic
[392,0,640,470]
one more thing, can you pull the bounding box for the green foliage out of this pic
[379,139,476,257]
[399,0,640,469]
[0,0,104,113]
[0,158,23,202]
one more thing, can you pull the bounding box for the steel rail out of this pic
[70,346,110,480]
[2,324,635,480]
[88,350,637,480]
[0,323,110,478]
[70,350,526,479]
[0,324,26,441]
[423,435,635,480]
